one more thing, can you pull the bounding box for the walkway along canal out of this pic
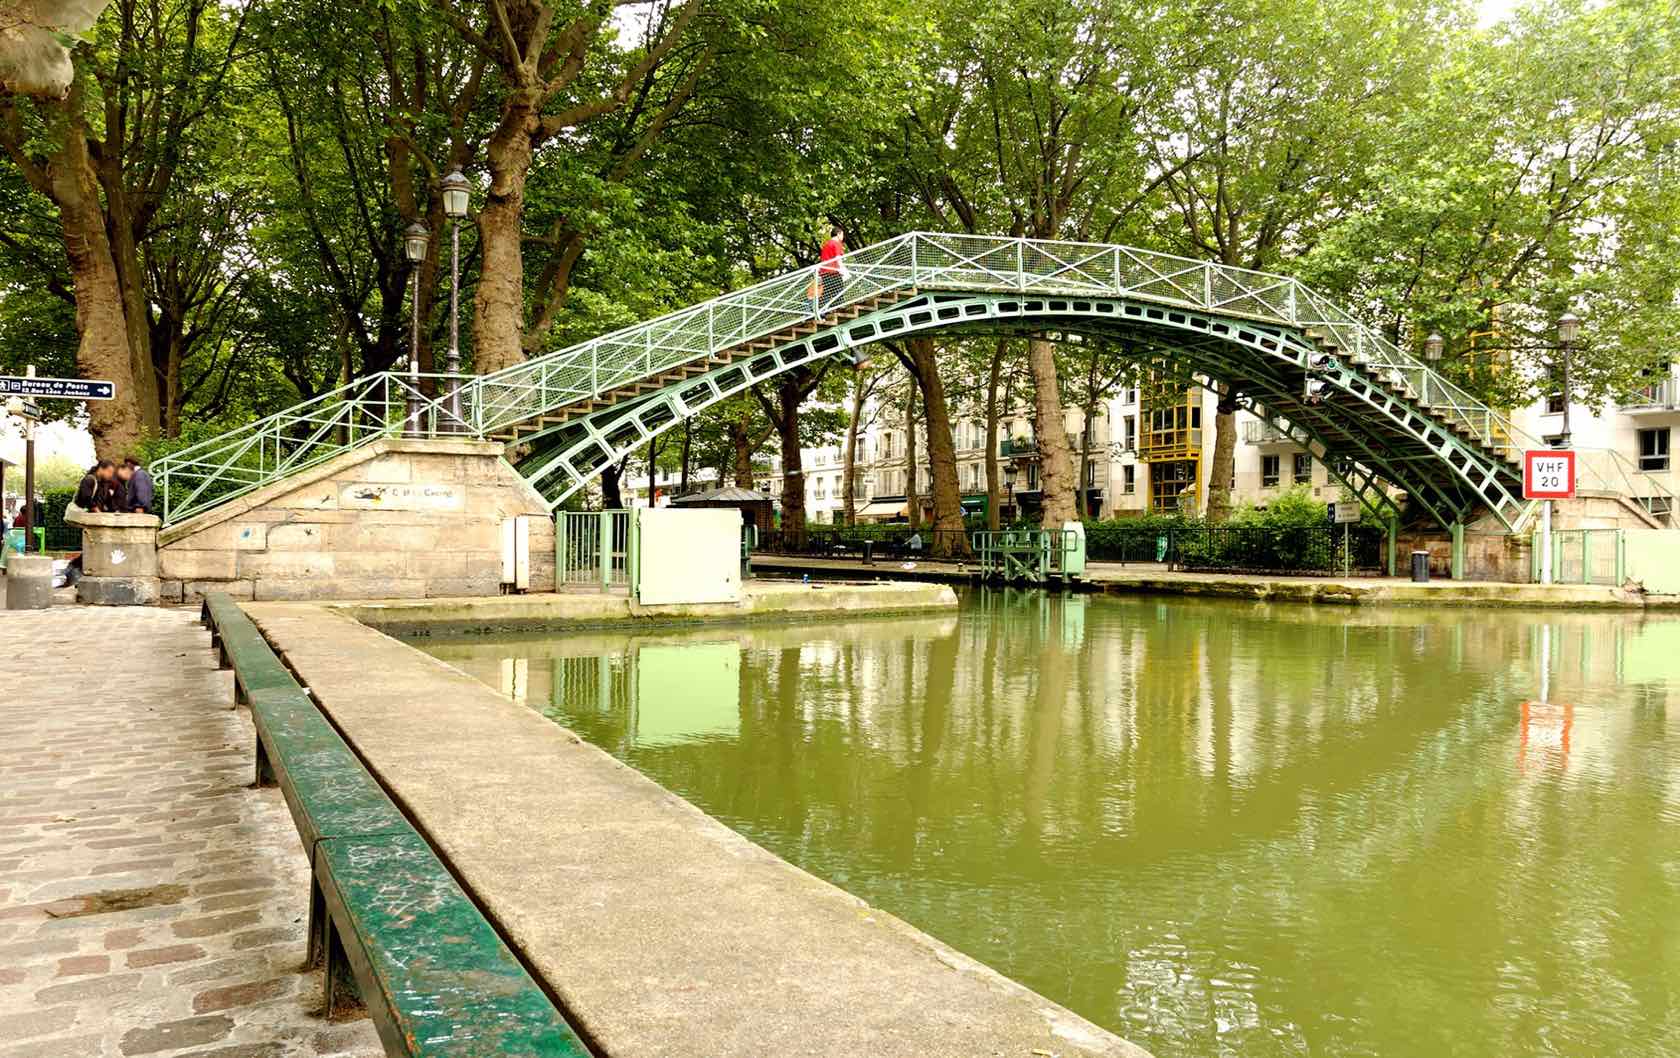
[422,590,1680,1058]
[245,600,1151,1058]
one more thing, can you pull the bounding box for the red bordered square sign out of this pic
[1523,450,1576,500]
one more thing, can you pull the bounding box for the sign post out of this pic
[3,367,117,555]
[1332,500,1360,577]
[1523,450,1576,585]
[0,376,115,401]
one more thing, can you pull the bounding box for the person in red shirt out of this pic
[817,224,846,316]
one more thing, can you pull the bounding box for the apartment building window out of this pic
[1545,369,1566,414]
[1123,465,1135,493]
[1027,464,1040,490]
[1639,428,1670,471]
[1262,454,1281,487]
[1122,415,1136,451]
[1293,453,1312,484]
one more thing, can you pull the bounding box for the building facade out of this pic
[741,361,1680,526]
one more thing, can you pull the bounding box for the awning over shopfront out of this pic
[854,499,907,521]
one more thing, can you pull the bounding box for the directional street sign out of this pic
[0,375,116,401]
[1523,449,1576,500]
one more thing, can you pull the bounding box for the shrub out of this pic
[41,486,80,551]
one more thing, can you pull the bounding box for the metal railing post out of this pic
[561,510,574,587]
[598,510,611,591]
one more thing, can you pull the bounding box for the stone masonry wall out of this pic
[157,440,555,604]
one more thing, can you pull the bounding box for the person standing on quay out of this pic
[818,224,847,317]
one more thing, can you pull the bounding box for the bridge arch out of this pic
[512,291,1522,527]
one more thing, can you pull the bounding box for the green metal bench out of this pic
[203,595,298,704]
[200,594,589,1057]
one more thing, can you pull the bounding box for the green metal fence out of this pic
[973,528,1085,583]
[1536,528,1625,586]
[555,510,634,592]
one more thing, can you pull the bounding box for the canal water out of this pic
[417,592,1680,1058]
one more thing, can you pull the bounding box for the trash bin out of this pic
[862,540,874,566]
[1410,550,1431,583]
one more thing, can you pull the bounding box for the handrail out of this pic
[157,231,1648,527]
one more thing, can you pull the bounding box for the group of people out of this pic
[73,458,154,515]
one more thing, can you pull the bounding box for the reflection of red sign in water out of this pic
[1518,700,1573,771]
[1523,450,1576,499]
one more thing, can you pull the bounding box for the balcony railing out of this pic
[1001,436,1039,457]
[1241,418,1294,445]
[1623,377,1677,412]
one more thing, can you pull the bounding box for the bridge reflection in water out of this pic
[420,593,1680,1058]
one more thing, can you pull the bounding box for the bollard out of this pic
[5,554,54,609]
[1410,550,1430,584]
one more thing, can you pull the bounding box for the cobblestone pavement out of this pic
[0,607,382,1058]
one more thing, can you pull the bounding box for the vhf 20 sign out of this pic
[1523,450,1576,500]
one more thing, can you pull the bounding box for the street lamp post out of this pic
[440,169,470,431]
[402,222,430,437]
[1004,462,1018,523]
[1556,312,1580,448]
[1538,311,1582,586]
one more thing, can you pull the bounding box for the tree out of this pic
[1,0,253,454]
[841,364,885,525]
[429,0,709,372]
[1302,0,1680,410]
[754,362,836,541]
[896,0,1184,526]
[1147,0,1444,520]
[888,338,969,553]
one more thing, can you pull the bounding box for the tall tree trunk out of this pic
[47,83,147,457]
[646,436,661,504]
[905,337,968,556]
[843,371,866,526]
[679,418,692,495]
[1206,386,1238,522]
[1076,345,1100,519]
[473,94,537,375]
[1027,335,1077,526]
[730,419,756,487]
[985,339,1006,530]
[600,458,625,509]
[102,193,161,435]
[774,376,807,545]
[904,382,919,530]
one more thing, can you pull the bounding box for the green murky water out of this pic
[418,592,1680,1058]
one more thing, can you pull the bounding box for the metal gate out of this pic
[555,510,634,592]
[1536,528,1625,586]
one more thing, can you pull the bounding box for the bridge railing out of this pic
[465,236,923,435]
[155,372,473,527]
[158,231,1655,527]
